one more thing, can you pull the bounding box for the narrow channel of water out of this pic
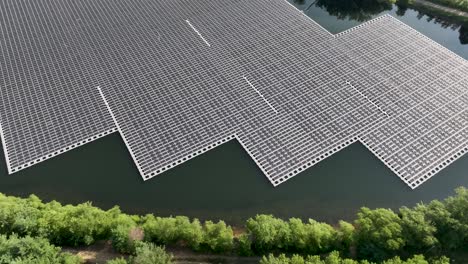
[0,1,466,225]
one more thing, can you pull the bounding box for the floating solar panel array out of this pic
[0,0,467,189]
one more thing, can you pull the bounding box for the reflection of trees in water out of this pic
[395,3,409,16]
[399,4,468,45]
[292,0,317,12]
[296,0,468,45]
[293,0,307,4]
[314,0,394,22]
[460,25,468,44]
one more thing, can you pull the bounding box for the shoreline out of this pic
[4,188,468,263]
[410,0,468,19]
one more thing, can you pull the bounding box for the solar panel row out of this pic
[0,0,466,189]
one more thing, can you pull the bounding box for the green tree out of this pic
[430,256,450,264]
[40,202,113,246]
[336,220,355,251]
[413,188,468,250]
[444,187,468,241]
[202,220,234,252]
[259,252,448,264]
[129,242,173,264]
[382,254,449,264]
[0,194,44,237]
[141,215,204,251]
[289,218,337,254]
[288,218,309,252]
[399,207,438,251]
[259,253,300,264]
[0,234,81,264]
[259,251,367,264]
[111,225,144,254]
[141,215,178,245]
[107,258,128,264]
[246,215,291,253]
[323,251,367,264]
[237,233,253,256]
[110,209,142,254]
[414,201,462,250]
[355,208,404,260]
[175,216,203,250]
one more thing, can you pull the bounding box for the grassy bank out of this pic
[395,0,468,14]
[399,0,468,21]
[423,0,468,12]
[1,187,468,263]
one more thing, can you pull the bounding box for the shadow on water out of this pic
[0,0,467,226]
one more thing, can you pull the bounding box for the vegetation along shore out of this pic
[1,187,468,263]
[416,0,468,13]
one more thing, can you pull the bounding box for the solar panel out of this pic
[0,0,466,189]
[0,0,116,173]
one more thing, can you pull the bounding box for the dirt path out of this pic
[168,247,260,264]
[62,241,124,263]
[413,0,468,17]
[62,241,261,264]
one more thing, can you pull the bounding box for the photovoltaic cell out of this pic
[0,0,467,189]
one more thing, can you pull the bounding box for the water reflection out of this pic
[402,4,468,45]
[314,0,393,22]
[460,25,468,44]
[292,0,468,45]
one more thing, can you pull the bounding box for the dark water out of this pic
[0,1,467,226]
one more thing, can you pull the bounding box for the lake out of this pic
[0,0,467,225]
